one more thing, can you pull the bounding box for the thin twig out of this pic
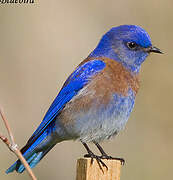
[0,106,37,180]
[0,106,15,143]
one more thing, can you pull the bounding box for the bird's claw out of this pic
[100,154,125,165]
[84,153,108,172]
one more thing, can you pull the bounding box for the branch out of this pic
[0,106,37,180]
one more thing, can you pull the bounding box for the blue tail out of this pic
[6,127,57,174]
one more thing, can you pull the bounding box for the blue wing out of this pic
[27,59,106,144]
[6,59,105,174]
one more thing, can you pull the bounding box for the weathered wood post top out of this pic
[76,158,122,180]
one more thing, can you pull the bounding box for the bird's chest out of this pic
[59,83,136,142]
[59,60,139,142]
[73,88,135,142]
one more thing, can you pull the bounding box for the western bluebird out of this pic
[6,25,162,173]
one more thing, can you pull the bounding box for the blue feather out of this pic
[6,59,105,173]
[29,59,105,143]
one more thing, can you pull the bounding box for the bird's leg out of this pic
[81,141,108,171]
[94,142,108,157]
[94,142,125,165]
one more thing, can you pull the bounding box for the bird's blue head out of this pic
[89,25,162,73]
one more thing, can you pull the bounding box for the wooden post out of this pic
[76,158,122,180]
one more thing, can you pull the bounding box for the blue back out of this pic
[27,60,106,143]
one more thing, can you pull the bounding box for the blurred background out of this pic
[0,0,172,179]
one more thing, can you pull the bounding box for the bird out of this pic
[6,25,162,174]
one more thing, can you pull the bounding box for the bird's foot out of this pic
[100,154,125,165]
[84,152,108,172]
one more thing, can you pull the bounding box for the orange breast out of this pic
[60,57,140,126]
[85,57,140,105]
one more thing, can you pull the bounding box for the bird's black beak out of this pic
[147,46,163,54]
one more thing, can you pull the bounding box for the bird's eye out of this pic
[126,42,138,50]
